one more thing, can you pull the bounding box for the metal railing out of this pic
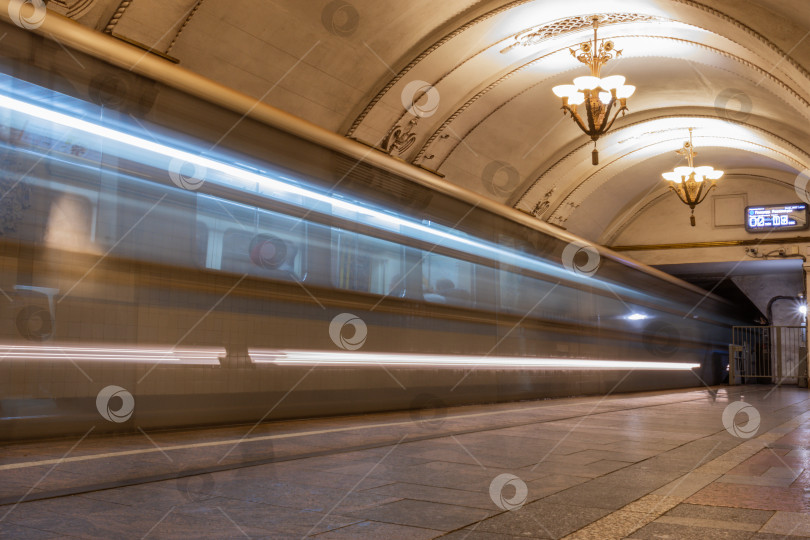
[729,326,808,387]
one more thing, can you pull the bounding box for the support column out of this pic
[801,265,810,388]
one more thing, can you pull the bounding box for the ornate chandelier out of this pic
[552,16,636,165]
[662,128,724,227]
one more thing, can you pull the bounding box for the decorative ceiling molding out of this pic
[346,0,810,144]
[380,118,419,156]
[679,0,810,84]
[602,173,798,245]
[48,0,96,19]
[103,0,131,34]
[514,113,810,215]
[417,35,810,172]
[544,134,807,227]
[376,13,664,160]
[166,0,204,55]
[549,137,789,225]
[344,0,535,138]
[500,13,662,54]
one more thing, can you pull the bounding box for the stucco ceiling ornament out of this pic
[47,0,97,20]
[380,118,419,156]
[531,187,556,218]
[500,13,662,54]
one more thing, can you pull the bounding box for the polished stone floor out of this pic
[1,386,809,539]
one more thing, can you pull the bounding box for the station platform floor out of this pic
[1,386,809,539]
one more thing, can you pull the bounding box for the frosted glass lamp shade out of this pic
[569,92,586,105]
[600,75,625,90]
[552,85,577,98]
[574,76,601,90]
[616,85,636,98]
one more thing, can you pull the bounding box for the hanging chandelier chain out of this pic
[569,16,623,77]
[675,127,698,168]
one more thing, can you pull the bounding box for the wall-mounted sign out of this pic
[745,203,809,232]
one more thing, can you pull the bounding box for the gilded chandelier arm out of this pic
[598,100,628,135]
[693,182,717,205]
[593,98,616,134]
[561,105,592,134]
[584,92,598,135]
[669,185,689,206]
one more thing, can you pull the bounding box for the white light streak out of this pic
[250,349,699,370]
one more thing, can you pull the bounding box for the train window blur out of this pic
[332,228,404,295]
[197,196,304,280]
[423,253,473,307]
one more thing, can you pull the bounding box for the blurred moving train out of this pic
[0,14,746,440]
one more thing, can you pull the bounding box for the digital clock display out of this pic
[746,203,809,232]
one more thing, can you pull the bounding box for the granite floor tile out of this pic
[181,498,360,537]
[264,466,393,491]
[343,498,491,531]
[0,522,63,539]
[750,534,810,540]
[791,468,810,488]
[623,494,681,515]
[2,495,132,522]
[629,521,756,539]
[3,505,180,539]
[528,462,605,479]
[310,520,443,539]
[541,483,649,510]
[563,509,651,540]
[651,472,720,498]
[525,473,591,499]
[663,503,774,524]
[655,516,760,532]
[717,474,797,488]
[473,500,610,539]
[2,388,809,538]
[686,482,810,512]
[439,528,544,539]
[221,480,402,513]
[363,482,495,510]
[133,507,282,539]
[760,511,810,537]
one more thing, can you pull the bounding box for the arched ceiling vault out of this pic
[62,0,810,245]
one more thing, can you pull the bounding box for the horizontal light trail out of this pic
[251,350,700,370]
[0,345,699,370]
[0,345,223,364]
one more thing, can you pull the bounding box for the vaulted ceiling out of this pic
[56,0,810,245]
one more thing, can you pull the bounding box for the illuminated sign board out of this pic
[746,203,808,232]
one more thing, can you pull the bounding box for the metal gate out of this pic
[729,326,808,387]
